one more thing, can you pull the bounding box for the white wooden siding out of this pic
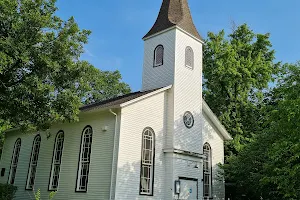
[203,113,226,199]
[173,28,203,154]
[0,111,116,200]
[142,29,176,91]
[115,91,167,200]
[169,28,204,199]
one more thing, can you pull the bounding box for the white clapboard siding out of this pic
[0,111,116,200]
[202,113,226,199]
[173,28,203,154]
[115,91,167,200]
[142,29,176,92]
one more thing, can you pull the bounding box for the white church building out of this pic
[0,0,232,199]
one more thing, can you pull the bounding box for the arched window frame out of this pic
[76,126,93,192]
[8,138,21,185]
[48,131,65,191]
[185,46,194,69]
[153,45,164,67]
[139,127,155,196]
[203,143,212,198]
[26,135,41,190]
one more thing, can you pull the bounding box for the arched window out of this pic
[185,46,194,69]
[154,45,164,67]
[140,128,155,195]
[76,126,93,192]
[203,143,212,198]
[26,135,41,190]
[49,131,64,191]
[8,138,21,184]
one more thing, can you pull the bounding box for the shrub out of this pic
[33,189,56,200]
[0,183,18,200]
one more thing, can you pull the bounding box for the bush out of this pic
[32,189,56,200]
[0,183,17,200]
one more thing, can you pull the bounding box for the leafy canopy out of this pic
[0,0,130,131]
[203,24,278,154]
[223,62,300,200]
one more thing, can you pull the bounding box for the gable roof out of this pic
[80,88,161,112]
[81,86,232,140]
[143,0,202,40]
[80,86,172,112]
[6,86,232,141]
[202,101,232,140]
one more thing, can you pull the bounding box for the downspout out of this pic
[109,109,118,200]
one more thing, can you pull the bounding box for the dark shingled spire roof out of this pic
[143,0,202,40]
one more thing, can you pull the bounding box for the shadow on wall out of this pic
[115,109,226,199]
[115,124,165,199]
[172,111,203,152]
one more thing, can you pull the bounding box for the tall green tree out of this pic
[223,62,300,200]
[0,120,11,158]
[0,0,130,132]
[203,24,278,154]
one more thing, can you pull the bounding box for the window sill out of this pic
[203,197,214,200]
[185,65,193,70]
[139,192,153,196]
[153,64,163,67]
[75,189,88,193]
[48,188,58,192]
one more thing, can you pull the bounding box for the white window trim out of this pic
[76,126,93,192]
[203,143,212,198]
[154,45,164,67]
[26,135,41,190]
[140,128,155,196]
[185,46,194,69]
[8,138,21,184]
[49,131,64,191]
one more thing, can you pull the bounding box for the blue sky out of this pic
[56,0,300,92]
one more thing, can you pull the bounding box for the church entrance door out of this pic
[179,177,198,200]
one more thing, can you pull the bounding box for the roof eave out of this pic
[80,105,121,113]
[202,100,233,140]
[143,26,176,41]
[120,85,172,107]
[143,26,204,44]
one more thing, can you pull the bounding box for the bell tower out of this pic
[142,0,203,92]
[142,0,205,198]
[142,0,204,152]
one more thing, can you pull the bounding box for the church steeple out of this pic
[143,0,202,40]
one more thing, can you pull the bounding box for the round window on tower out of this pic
[183,111,194,129]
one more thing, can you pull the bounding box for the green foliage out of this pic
[0,120,11,158]
[203,24,300,199]
[33,189,56,200]
[0,183,18,200]
[49,191,56,200]
[0,0,130,132]
[35,189,41,200]
[223,62,300,199]
[203,24,278,154]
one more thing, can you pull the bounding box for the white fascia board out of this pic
[143,27,176,41]
[176,26,204,44]
[3,127,19,134]
[81,105,120,113]
[120,85,172,108]
[143,26,204,44]
[163,148,206,159]
[202,100,233,140]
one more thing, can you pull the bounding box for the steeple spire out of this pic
[143,0,202,40]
